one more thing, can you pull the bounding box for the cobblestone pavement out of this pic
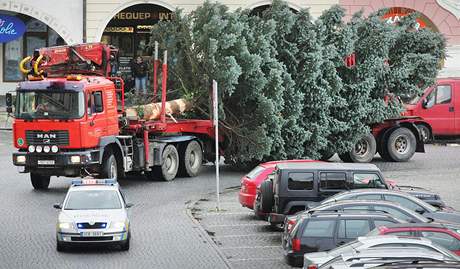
[192,145,460,269]
[0,131,243,269]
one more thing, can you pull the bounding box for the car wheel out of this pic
[120,232,130,251]
[30,173,50,190]
[386,127,416,162]
[158,145,179,181]
[260,180,274,213]
[101,149,117,179]
[253,197,266,220]
[56,241,66,252]
[178,140,203,177]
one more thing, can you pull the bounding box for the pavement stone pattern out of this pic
[192,145,460,269]
[0,131,242,269]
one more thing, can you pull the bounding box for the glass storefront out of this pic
[101,4,172,89]
[1,11,65,82]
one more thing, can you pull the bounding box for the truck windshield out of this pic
[15,91,84,119]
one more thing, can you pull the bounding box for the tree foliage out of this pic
[149,0,445,167]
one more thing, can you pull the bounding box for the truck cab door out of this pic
[85,91,108,146]
[420,83,455,135]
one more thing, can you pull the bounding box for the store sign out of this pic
[0,15,25,43]
[107,4,172,27]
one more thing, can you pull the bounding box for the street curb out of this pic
[186,198,233,269]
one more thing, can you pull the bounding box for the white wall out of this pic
[0,0,83,44]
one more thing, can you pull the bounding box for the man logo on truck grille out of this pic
[36,133,56,143]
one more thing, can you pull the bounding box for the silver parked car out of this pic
[318,247,459,269]
[54,178,132,251]
[304,235,458,268]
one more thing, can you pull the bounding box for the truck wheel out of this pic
[417,124,431,143]
[386,127,416,162]
[340,133,376,163]
[158,145,179,181]
[179,140,203,177]
[101,150,117,179]
[30,173,50,190]
[260,180,274,213]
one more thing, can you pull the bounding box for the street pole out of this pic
[213,80,220,211]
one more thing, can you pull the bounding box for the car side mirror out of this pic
[5,93,13,113]
[126,203,134,208]
[53,203,62,209]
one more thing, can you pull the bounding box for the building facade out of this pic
[0,0,458,94]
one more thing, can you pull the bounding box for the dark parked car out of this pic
[258,163,389,225]
[283,211,405,267]
[320,189,460,224]
[282,199,429,245]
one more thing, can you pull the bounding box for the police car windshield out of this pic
[15,91,84,119]
[65,190,122,210]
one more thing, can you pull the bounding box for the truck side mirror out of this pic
[5,93,13,113]
[422,99,428,109]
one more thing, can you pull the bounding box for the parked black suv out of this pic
[283,211,405,267]
[258,162,388,225]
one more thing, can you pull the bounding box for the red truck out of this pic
[404,77,460,142]
[7,43,425,190]
[8,43,218,189]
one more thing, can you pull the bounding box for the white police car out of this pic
[54,178,132,251]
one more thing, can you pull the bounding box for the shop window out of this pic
[2,16,65,82]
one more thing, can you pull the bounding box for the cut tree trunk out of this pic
[125,98,192,120]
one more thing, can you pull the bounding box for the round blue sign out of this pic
[0,14,26,43]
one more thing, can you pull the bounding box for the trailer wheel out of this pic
[158,144,179,181]
[386,127,416,162]
[340,133,376,163]
[30,173,50,190]
[260,180,274,213]
[179,140,203,177]
[417,124,431,143]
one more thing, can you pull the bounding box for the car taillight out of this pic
[241,183,247,193]
[292,238,301,252]
[307,264,318,269]
[287,219,297,233]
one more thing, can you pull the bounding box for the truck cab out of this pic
[405,78,460,140]
[12,76,123,187]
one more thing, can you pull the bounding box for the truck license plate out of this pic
[37,160,55,165]
[81,231,104,237]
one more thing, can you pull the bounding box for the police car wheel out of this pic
[30,173,50,190]
[56,241,66,252]
[120,232,130,251]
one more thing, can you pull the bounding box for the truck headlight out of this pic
[43,146,50,153]
[28,145,35,153]
[58,222,72,229]
[36,145,43,153]
[70,155,81,164]
[16,155,26,163]
[51,145,59,153]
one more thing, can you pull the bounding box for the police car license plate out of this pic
[81,231,104,237]
[38,160,55,165]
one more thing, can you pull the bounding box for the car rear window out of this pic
[320,172,347,190]
[246,165,265,179]
[288,172,314,190]
[302,219,336,238]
